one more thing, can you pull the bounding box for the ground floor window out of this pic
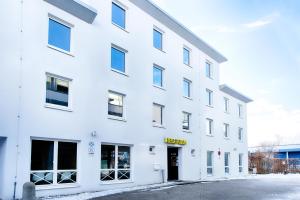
[224,152,230,174]
[207,151,214,175]
[239,153,243,173]
[30,140,77,185]
[101,144,131,181]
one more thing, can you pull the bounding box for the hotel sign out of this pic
[164,138,187,145]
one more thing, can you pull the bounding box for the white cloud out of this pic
[248,98,300,147]
[243,12,280,29]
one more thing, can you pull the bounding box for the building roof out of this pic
[249,144,300,153]
[129,0,228,63]
[219,84,253,103]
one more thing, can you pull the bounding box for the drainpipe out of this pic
[14,0,24,199]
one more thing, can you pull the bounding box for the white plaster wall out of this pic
[0,0,249,199]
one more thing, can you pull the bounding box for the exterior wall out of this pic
[0,0,249,199]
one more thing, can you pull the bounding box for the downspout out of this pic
[14,0,24,199]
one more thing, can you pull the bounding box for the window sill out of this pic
[183,96,192,100]
[224,137,230,140]
[153,85,166,91]
[206,105,214,108]
[111,69,129,77]
[100,180,133,185]
[45,104,73,112]
[108,116,127,122]
[153,124,165,129]
[206,134,214,137]
[224,111,230,114]
[154,47,166,53]
[112,22,129,33]
[36,183,80,191]
[184,63,192,68]
[182,129,192,133]
[47,45,74,57]
[206,76,214,80]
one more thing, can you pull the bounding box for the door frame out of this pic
[167,146,182,181]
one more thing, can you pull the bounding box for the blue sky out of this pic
[152,0,300,146]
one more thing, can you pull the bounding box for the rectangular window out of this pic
[111,46,126,73]
[182,112,191,131]
[207,151,213,175]
[206,118,213,135]
[183,79,191,98]
[206,62,212,78]
[239,154,243,173]
[153,29,163,50]
[153,103,163,126]
[108,91,124,118]
[101,144,131,181]
[206,89,213,106]
[46,75,70,107]
[224,152,230,174]
[153,65,163,87]
[183,48,190,65]
[48,18,71,52]
[30,140,77,185]
[238,104,243,118]
[224,123,229,138]
[112,2,126,29]
[224,98,229,113]
[238,127,243,141]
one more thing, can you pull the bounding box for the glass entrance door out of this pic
[167,147,179,181]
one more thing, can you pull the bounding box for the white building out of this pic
[0,0,252,199]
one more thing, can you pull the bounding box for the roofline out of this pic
[129,0,228,63]
[249,144,300,148]
[219,84,253,103]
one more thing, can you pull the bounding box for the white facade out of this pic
[0,0,252,199]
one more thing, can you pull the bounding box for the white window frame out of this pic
[108,90,126,121]
[111,0,128,31]
[182,111,191,132]
[30,139,78,188]
[44,73,73,112]
[238,127,243,141]
[238,104,243,118]
[207,151,214,176]
[100,144,132,183]
[239,153,243,173]
[111,44,128,76]
[47,14,74,56]
[206,118,213,136]
[153,64,165,89]
[183,78,192,99]
[205,61,213,79]
[224,123,229,138]
[224,152,230,175]
[153,26,165,51]
[183,46,191,66]
[206,89,213,107]
[152,103,164,127]
[224,97,229,113]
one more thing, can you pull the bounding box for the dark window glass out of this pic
[118,146,130,169]
[57,142,77,170]
[153,29,162,50]
[206,62,212,78]
[111,47,125,72]
[112,3,125,29]
[101,145,115,169]
[153,66,163,87]
[31,140,54,170]
[48,19,71,52]
[46,76,69,107]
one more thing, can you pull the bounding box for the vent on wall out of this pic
[44,0,97,24]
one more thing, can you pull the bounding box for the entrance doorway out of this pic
[167,147,179,181]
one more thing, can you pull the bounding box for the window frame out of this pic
[205,61,213,79]
[182,112,191,131]
[183,47,191,66]
[223,123,229,138]
[111,44,128,75]
[100,144,132,183]
[153,64,164,88]
[206,118,213,136]
[30,139,78,187]
[111,1,127,30]
[183,78,192,98]
[224,152,230,175]
[238,127,243,141]
[238,104,243,118]
[47,14,73,55]
[224,97,229,113]
[108,91,126,121]
[239,153,243,173]
[206,89,213,107]
[45,73,73,112]
[152,103,164,127]
[153,27,164,51]
[207,151,214,176]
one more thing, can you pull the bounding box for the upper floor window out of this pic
[111,46,126,73]
[223,123,229,138]
[112,2,126,29]
[153,29,163,50]
[183,47,190,65]
[224,98,229,113]
[238,127,243,141]
[183,79,191,98]
[153,65,163,88]
[206,118,213,135]
[108,91,124,118]
[238,104,243,118]
[46,74,70,108]
[206,89,213,106]
[153,103,164,126]
[206,62,213,78]
[48,18,71,52]
[182,112,191,131]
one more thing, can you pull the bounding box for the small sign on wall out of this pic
[88,141,95,154]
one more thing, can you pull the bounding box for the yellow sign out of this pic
[164,138,187,145]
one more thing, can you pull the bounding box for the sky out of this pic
[151,0,300,147]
